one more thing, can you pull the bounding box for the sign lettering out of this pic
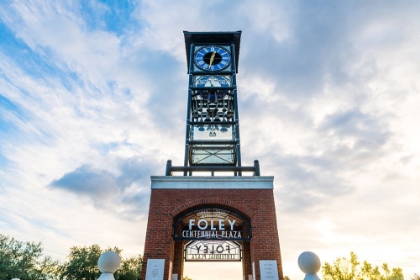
[174,208,251,241]
[185,240,241,262]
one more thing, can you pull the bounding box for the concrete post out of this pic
[97,251,121,280]
[298,251,321,280]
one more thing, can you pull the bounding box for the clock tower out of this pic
[183,31,242,173]
[141,31,284,280]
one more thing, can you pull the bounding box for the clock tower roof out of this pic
[183,31,242,73]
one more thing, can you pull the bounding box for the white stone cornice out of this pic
[150,176,274,189]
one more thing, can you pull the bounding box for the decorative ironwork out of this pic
[182,31,244,174]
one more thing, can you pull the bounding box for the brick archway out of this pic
[141,176,283,280]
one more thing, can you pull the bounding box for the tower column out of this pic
[172,241,184,279]
[242,241,253,279]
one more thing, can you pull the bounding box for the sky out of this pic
[0,0,419,279]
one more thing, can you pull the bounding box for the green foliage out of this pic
[412,274,420,280]
[0,233,59,280]
[115,254,142,280]
[284,276,290,280]
[1,233,142,280]
[182,276,193,280]
[323,252,359,280]
[59,244,142,280]
[322,252,403,280]
[59,244,106,279]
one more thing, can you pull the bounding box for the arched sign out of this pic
[185,240,242,261]
[173,207,251,241]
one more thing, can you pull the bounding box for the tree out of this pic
[182,276,193,280]
[412,274,420,280]
[59,244,142,280]
[59,244,105,279]
[322,252,403,280]
[0,233,59,280]
[115,254,142,280]
[0,234,141,279]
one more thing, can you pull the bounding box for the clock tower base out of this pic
[140,176,284,280]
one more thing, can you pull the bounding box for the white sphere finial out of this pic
[11,278,20,280]
[98,251,121,273]
[298,251,321,280]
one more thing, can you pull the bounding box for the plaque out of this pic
[260,260,279,280]
[145,259,165,280]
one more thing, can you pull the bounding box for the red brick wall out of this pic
[141,188,283,280]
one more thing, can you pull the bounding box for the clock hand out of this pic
[209,52,216,67]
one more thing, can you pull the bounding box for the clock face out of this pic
[194,46,231,72]
[194,76,232,87]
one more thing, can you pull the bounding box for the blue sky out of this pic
[1,0,420,279]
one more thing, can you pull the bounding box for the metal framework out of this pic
[165,31,259,176]
[165,159,260,176]
[174,31,254,176]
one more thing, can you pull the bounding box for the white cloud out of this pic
[1,1,420,279]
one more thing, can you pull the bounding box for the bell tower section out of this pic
[141,31,284,280]
[183,31,242,171]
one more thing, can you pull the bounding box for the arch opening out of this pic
[171,205,253,280]
[183,261,243,280]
